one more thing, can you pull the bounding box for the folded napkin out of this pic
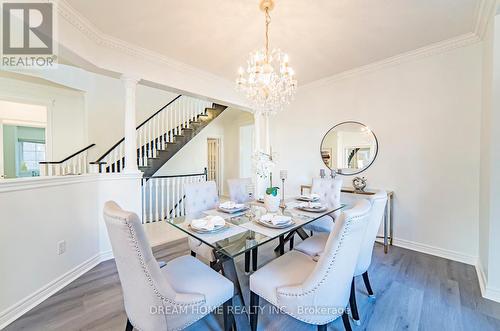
[191,215,225,231]
[300,193,320,201]
[220,201,245,209]
[260,214,292,225]
[300,202,323,209]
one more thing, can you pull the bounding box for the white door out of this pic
[207,138,222,192]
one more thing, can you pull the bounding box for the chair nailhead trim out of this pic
[275,211,369,325]
[111,214,208,331]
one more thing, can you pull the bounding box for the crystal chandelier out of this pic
[236,0,297,114]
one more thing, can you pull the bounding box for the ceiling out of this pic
[65,0,480,84]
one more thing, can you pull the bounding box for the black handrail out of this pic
[137,95,182,129]
[143,168,208,180]
[39,144,96,165]
[94,95,182,163]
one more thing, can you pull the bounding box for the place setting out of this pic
[296,201,328,213]
[188,215,229,234]
[297,193,320,202]
[218,201,248,214]
[254,213,295,229]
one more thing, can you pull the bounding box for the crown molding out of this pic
[56,0,491,93]
[474,0,497,38]
[56,0,234,88]
[300,32,480,91]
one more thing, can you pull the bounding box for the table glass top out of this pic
[165,199,345,259]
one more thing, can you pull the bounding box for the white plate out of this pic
[189,223,228,234]
[255,218,295,229]
[296,206,328,213]
[297,196,320,202]
[218,206,248,214]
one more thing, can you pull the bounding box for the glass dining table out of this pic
[163,198,345,327]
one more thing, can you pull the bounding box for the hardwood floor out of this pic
[6,239,500,331]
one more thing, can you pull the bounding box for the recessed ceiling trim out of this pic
[57,0,234,86]
[474,0,497,38]
[300,32,480,91]
[58,0,492,89]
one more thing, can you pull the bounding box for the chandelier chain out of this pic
[265,8,271,61]
[236,0,297,114]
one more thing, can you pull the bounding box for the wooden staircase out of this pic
[138,104,226,177]
[93,95,227,177]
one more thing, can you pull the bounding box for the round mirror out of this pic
[320,121,378,176]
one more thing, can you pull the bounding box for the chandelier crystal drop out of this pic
[236,0,297,114]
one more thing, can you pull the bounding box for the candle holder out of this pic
[279,170,287,208]
[320,169,326,178]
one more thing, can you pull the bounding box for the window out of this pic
[18,141,45,177]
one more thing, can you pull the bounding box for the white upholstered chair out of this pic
[303,177,343,233]
[249,200,371,331]
[294,190,388,324]
[184,181,219,262]
[103,201,234,331]
[227,178,252,203]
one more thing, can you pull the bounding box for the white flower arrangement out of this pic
[253,151,275,179]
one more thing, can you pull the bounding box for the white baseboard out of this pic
[379,237,477,265]
[99,250,114,262]
[475,260,500,303]
[0,251,111,329]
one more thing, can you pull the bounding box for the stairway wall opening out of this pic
[154,107,254,196]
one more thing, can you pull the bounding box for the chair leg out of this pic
[252,247,258,271]
[279,235,285,255]
[250,291,259,331]
[289,235,294,250]
[223,298,235,331]
[342,311,352,331]
[349,278,360,325]
[125,318,133,331]
[245,251,251,273]
[317,324,327,331]
[362,271,375,298]
[190,250,196,257]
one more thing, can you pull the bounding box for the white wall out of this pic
[11,65,180,159]
[0,174,142,329]
[478,9,500,301]
[85,73,179,158]
[270,43,482,263]
[0,76,86,161]
[57,3,249,112]
[154,107,253,195]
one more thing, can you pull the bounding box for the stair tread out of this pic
[126,103,227,177]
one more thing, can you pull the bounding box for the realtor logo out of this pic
[1,1,57,68]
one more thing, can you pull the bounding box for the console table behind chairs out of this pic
[301,185,394,254]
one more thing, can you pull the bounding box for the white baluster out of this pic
[158,111,163,151]
[137,127,142,167]
[166,178,171,219]
[149,179,153,221]
[155,178,159,221]
[160,178,165,221]
[148,121,153,158]
[152,117,157,158]
[176,102,180,136]
[178,176,182,217]
[83,152,88,174]
[142,179,147,223]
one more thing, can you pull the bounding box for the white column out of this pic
[253,111,270,199]
[121,74,141,173]
[264,113,271,154]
